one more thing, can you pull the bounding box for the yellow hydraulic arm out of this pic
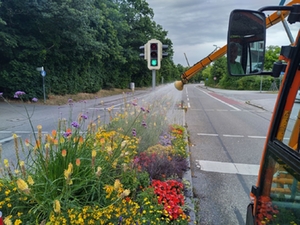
[174,0,300,91]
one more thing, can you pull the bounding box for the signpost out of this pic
[37,67,46,103]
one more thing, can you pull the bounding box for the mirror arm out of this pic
[258,6,293,13]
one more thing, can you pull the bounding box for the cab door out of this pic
[251,42,300,225]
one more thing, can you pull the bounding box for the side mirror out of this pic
[227,10,266,76]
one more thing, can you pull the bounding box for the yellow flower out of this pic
[27,176,34,185]
[114,179,121,191]
[104,185,114,198]
[95,166,102,177]
[92,150,97,157]
[64,163,73,185]
[19,161,25,167]
[4,216,12,225]
[4,159,9,168]
[16,178,30,194]
[120,189,130,198]
[14,219,22,225]
[53,200,61,214]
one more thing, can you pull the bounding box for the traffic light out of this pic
[139,45,147,59]
[147,39,162,70]
[162,44,169,58]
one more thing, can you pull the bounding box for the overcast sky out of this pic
[146,0,299,66]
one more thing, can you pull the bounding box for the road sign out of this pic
[41,70,46,77]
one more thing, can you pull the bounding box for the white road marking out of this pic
[200,90,241,111]
[223,134,244,137]
[248,136,266,139]
[197,133,266,139]
[196,160,259,175]
[197,133,219,136]
[0,137,14,143]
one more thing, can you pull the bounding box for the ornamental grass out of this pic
[0,91,190,224]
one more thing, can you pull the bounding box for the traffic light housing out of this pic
[139,44,147,59]
[139,39,167,70]
[147,39,162,70]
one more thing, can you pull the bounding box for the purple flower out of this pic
[71,121,80,128]
[63,131,72,137]
[14,91,26,98]
[81,114,88,120]
[140,107,145,112]
[132,128,136,137]
[118,216,123,224]
[141,120,147,128]
[0,92,3,97]
[132,101,137,106]
[32,97,38,102]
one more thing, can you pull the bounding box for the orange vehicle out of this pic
[227,4,300,225]
[175,1,300,224]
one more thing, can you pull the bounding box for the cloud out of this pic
[147,0,299,66]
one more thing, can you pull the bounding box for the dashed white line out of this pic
[197,133,219,136]
[196,160,259,175]
[197,133,266,139]
[248,136,265,139]
[223,134,244,138]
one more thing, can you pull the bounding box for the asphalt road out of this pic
[183,83,277,224]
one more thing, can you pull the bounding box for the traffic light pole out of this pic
[152,70,156,90]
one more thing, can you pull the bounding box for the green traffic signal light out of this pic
[151,59,158,66]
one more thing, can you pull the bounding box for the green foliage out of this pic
[0,0,176,98]
[264,45,281,71]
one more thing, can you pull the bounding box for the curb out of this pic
[181,110,196,224]
[245,100,265,110]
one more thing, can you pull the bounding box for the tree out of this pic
[264,45,281,71]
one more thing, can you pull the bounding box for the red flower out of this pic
[151,179,187,220]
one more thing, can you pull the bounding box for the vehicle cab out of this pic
[227,6,300,225]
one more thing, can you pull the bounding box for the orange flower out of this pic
[75,158,81,166]
[52,130,57,138]
[24,139,30,147]
[34,140,41,150]
[61,149,67,157]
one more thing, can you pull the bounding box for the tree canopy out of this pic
[0,0,179,98]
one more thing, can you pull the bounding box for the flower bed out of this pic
[0,92,190,224]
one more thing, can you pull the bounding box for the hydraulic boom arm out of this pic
[174,0,300,91]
